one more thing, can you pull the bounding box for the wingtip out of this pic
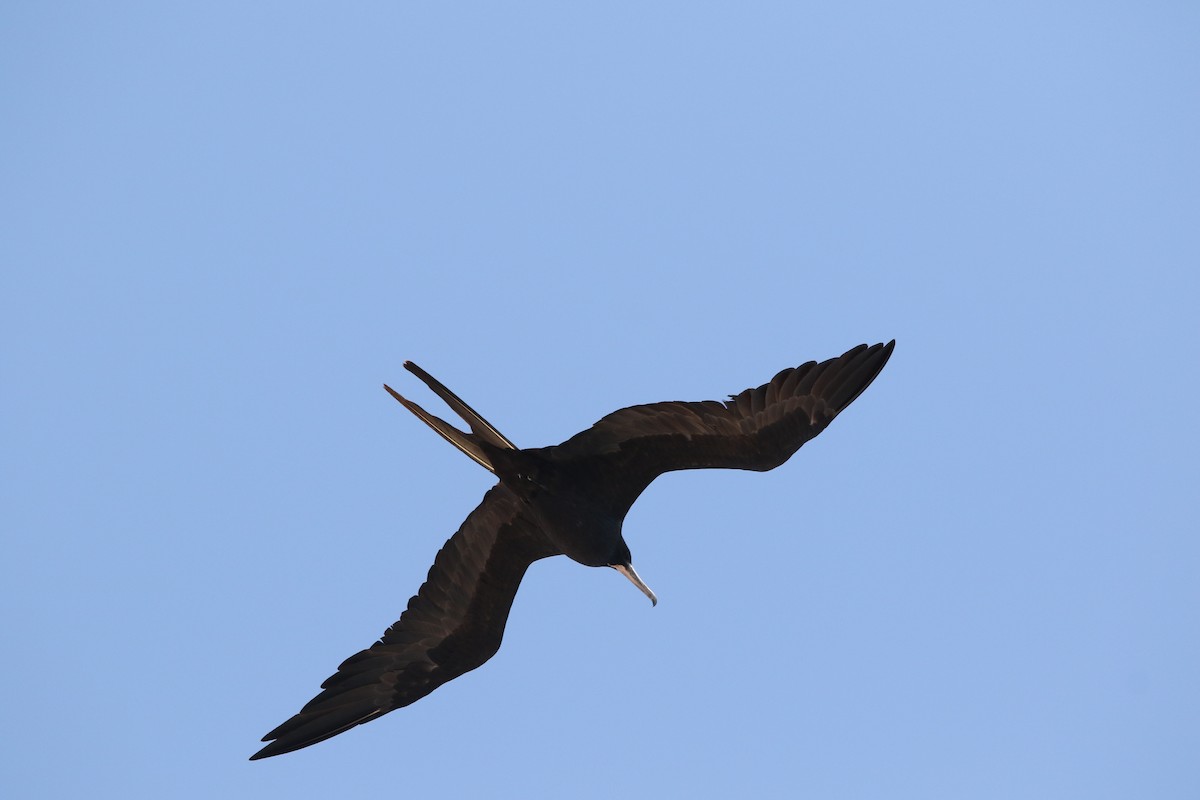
[248,738,298,761]
[248,742,277,761]
[879,339,897,364]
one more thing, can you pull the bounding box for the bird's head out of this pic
[607,539,657,607]
[531,493,657,607]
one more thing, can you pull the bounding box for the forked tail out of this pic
[384,362,517,472]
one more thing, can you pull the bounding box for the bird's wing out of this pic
[543,341,894,504]
[251,485,556,760]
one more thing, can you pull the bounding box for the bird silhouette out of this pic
[251,341,895,759]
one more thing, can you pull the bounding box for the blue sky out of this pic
[3,2,1197,797]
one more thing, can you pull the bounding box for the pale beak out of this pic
[611,562,658,606]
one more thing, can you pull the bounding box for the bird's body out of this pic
[252,341,894,760]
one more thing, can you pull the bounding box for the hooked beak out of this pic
[611,562,658,607]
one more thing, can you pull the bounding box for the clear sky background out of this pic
[3,3,1197,798]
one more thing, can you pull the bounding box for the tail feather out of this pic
[403,362,516,450]
[383,385,496,472]
[384,362,518,473]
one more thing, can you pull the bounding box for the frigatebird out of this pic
[251,341,894,760]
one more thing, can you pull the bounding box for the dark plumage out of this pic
[251,341,895,759]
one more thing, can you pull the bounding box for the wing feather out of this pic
[541,341,894,506]
[251,485,556,759]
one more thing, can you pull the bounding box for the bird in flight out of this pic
[252,341,895,759]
